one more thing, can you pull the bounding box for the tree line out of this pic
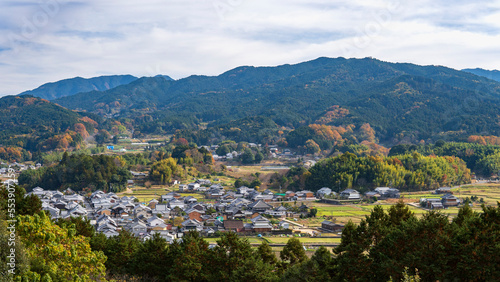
[18,153,131,193]
[306,152,470,193]
[389,140,500,177]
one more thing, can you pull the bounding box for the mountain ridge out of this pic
[18,75,140,100]
[462,68,500,82]
[21,57,500,147]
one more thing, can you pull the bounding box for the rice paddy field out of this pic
[119,186,169,202]
[308,183,500,225]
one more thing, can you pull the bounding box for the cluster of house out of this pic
[26,187,87,219]
[27,183,325,243]
[315,187,401,200]
[420,187,461,209]
[1,162,43,185]
[207,144,298,161]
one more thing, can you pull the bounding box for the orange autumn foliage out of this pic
[468,135,500,145]
[315,105,350,124]
[308,124,347,143]
[78,116,98,127]
[74,123,89,139]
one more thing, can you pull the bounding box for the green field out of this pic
[308,183,500,225]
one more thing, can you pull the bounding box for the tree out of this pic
[241,148,255,164]
[149,157,180,184]
[257,241,278,265]
[305,139,321,154]
[280,238,307,266]
[56,216,95,238]
[131,233,169,279]
[166,231,212,281]
[96,230,140,276]
[94,129,111,144]
[0,185,42,216]
[15,212,107,281]
[216,145,231,156]
[282,246,333,281]
[0,214,30,280]
[255,151,265,163]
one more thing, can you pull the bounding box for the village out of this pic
[24,174,466,247]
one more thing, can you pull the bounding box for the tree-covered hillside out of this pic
[0,95,102,153]
[462,68,500,82]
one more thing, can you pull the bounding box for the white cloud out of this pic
[0,0,500,95]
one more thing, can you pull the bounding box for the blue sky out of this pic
[1,0,500,96]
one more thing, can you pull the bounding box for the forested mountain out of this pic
[0,95,101,153]
[18,75,139,100]
[52,57,500,145]
[462,68,500,82]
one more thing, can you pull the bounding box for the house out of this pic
[179,184,189,192]
[435,187,453,194]
[186,209,204,221]
[251,215,272,232]
[296,190,315,200]
[373,187,400,199]
[285,191,296,200]
[265,205,287,218]
[316,187,333,198]
[148,199,159,209]
[125,220,147,236]
[223,220,245,232]
[161,192,181,202]
[102,230,120,238]
[441,193,460,207]
[184,196,198,204]
[197,185,208,192]
[365,191,381,198]
[181,219,203,232]
[130,171,148,179]
[206,188,225,199]
[96,208,112,216]
[153,204,170,217]
[150,230,176,243]
[247,200,273,213]
[188,183,201,191]
[340,189,361,200]
[146,215,166,227]
[196,179,211,185]
[321,220,345,232]
[279,221,290,229]
[169,199,185,210]
[421,198,444,209]
[42,205,60,218]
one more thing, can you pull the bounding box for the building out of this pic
[316,187,333,198]
[251,215,272,233]
[223,220,245,232]
[321,221,345,232]
[441,193,460,207]
[340,189,361,200]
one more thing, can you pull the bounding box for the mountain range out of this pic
[4,57,500,151]
[52,57,500,143]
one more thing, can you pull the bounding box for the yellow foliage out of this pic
[16,213,107,281]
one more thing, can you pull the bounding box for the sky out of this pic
[1,0,500,96]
